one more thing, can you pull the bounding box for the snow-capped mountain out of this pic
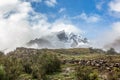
[26,30,89,49]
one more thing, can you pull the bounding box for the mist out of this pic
[0,0,82,53]
[92,22,120,51]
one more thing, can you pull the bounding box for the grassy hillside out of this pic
[0,47,120,80]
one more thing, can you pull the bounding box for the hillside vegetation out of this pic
[0,47,120,80]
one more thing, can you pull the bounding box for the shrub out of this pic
[107,48,117,54]
[29,52,61,80]
[107,68,120,80]
[4,57,24,80]
[89,47,95,53]
[4,51,61,80]
[75,66,99,80]
[39,52,61,74]
[107,71,118,80]
[0,65,7,80]
[0,51,4,56]
[89,71,99,80]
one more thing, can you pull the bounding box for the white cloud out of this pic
[73,13,101,23]
[112,22,120,33]
[109,0,120,12]
[108,0,120,18]
[96,0,105,10]
[51,20,81,34]
[29,0,42,2]
[45,0,57,7]
[93,22,120,50]
[59,8,66,13]
[104,22,120,50]
[0,0,81,52]
[105,0,120,50]
[0,0,18,6]
[0,0,33,50]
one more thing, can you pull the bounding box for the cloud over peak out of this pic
[0,0,81,52]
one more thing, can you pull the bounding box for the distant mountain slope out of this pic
[7,47,90,58]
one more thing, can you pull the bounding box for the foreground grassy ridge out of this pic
[0,47,120,80]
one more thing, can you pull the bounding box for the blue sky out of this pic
[30,0,120,39]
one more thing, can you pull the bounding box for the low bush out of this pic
[39,53,61,74]
[0,65,7,80]
[75,66,99,80]
[1,51,61,80]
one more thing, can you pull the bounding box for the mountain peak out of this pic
[26,30,89,49]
